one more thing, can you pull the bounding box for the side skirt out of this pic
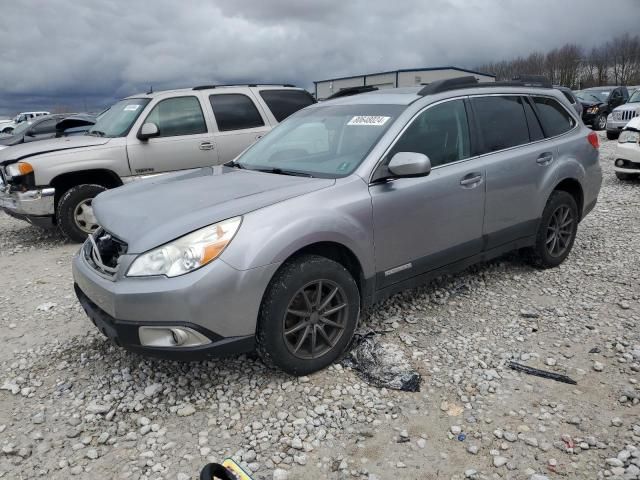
[369,235,536,306]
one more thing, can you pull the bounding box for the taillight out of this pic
[588,131,599,149]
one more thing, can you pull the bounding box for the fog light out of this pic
[138,326,212,347]
[615,159,625,167]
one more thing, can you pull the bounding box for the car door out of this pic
[471,95,561,249]
[206,90,272,163]
[369,98,486,289]
[126,95,218,174]
[24,118,58,143]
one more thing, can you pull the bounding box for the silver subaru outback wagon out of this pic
[72,76,602,375]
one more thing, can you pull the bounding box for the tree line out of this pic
[476,33,640,88]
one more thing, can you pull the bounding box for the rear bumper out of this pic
[0,186,55,224]
[75,284,255,360]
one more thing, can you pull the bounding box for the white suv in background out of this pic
[0,85,315,241]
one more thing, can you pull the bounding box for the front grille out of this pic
[614,110,639,122]
[84,228,127,277]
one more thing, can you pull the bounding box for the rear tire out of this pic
[527,191,578,269]
[256,254,360,376]
[606,131,619,140]
[56,184,107,242]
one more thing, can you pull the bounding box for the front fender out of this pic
[220,178,375,278]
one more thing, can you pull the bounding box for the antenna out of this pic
[147,85,153,94]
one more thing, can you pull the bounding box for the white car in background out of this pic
[613,116,640,181]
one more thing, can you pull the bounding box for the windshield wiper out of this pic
[251,167,314,178]
[88,130,106,137]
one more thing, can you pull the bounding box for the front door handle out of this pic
[199,142,215,151]
[460,173,483,187]
[536,152,554,166]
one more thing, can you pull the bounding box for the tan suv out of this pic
[0,85,315,241]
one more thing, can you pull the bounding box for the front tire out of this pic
[56,184,107,242]
[527,191,578,269]
[593,114,606,131]
[256,255,360,376]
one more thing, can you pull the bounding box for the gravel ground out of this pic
[0,131,638,480]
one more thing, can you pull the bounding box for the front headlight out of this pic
[5,161,33,178]
[587,107,599,114]
[127,217,242,277]
[619,130,640,144]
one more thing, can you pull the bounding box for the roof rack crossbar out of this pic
[417,74,552,96]
[192,83,296,90]
[325,85,379,100]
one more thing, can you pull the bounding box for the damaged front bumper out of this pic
[0,182,55,226]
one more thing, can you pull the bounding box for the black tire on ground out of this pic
[606,131,619,140]
[256,254,360,376]
[615,171,634,181]
[56,184,107,242]
[526,191,579,269]
[593,114,606,131]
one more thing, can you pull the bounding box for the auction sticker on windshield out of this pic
[347,115,390,126]
[124,105,140,111]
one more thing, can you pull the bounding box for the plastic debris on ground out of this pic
[342,330,422,392]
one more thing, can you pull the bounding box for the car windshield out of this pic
[628,90,640,103]
[234,104,403,178]
[578,90,610,103]
[87,98,150,137]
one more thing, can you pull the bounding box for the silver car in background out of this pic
[73,76,602,375]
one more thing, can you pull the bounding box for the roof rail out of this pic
[511,75,552,88]
[192,83,296,90]
[326,85,379,100]
[417,74,553,96]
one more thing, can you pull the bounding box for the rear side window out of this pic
[145,96,207,137]
[259,89,315,122]
[471,96,530,153]
[209,94,264,131]
[532,96,575,137]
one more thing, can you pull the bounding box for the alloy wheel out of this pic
[546,205,574,257]
[598,115,607,129]
[73,199,99,234]
[282,279,349,360]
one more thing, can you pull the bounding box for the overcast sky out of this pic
[1,0,638,116]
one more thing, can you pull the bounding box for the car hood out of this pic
[0,135,110,165]
[613,103,640,112]
[579,100,603,108]
[93,166,335,253]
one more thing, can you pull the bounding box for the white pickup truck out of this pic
[0,84,315,241]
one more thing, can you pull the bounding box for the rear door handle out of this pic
[536,152,554,165]
[460,173,483,187]
[199,142,214,151]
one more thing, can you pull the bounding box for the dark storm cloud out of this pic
[0,0,638,115]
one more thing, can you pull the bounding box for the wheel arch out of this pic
[552,177,584,219]
[51,169,122,207]
[274,241,370,306]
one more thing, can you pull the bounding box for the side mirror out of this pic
[138,122,159,141]
[387,152,432,178]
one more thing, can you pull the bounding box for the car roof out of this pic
[319,84,563,107]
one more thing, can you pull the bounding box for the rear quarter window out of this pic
[259,89,316,122]
[532,96,576,137]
